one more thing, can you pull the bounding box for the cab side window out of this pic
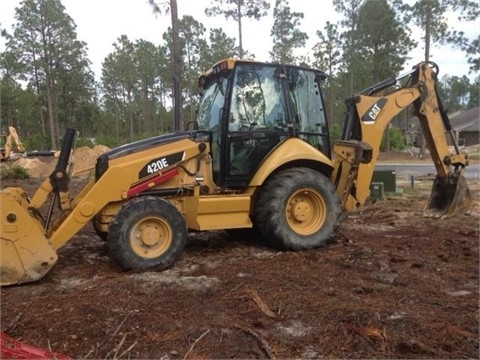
[287,68,330,156]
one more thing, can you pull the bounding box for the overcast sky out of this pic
[0,0,478,82]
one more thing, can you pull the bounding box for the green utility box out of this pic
[369,182,385,200]
[371,170,396,192]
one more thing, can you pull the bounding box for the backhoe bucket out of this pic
[1,188,58,286]
[424,175,472,219]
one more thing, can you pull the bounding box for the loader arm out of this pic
[1,129,215,285]
[331,62,471,218]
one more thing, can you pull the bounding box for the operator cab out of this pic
[196,58,330,188]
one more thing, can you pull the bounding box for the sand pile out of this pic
[69,145,110,177]
[15,158,50,178]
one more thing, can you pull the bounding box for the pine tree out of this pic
[356,0,415,84]
[269,0,308,64]
[6,0,93,148]
[198,28,237,72]
[404,0,479,64]
[149,0,183,131]
[205,0,270,59]
[313,21,341,127]
[101,35,136,142]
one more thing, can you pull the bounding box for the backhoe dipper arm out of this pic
[331,62,471,218]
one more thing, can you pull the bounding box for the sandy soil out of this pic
[1,156,479,359]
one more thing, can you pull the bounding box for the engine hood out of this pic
[95,130,210,180]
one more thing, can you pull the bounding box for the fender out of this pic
[248,137,333,188]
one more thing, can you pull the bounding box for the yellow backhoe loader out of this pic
[0,126,26,161]
[0,127,55,161]
[0,60,471,286]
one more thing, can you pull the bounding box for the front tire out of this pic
[255,167,342,250]
[108,196,187,271]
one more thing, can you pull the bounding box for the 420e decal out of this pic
[138,151,185,178]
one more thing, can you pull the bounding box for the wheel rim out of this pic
[285,188,326,235]
[129,216,172,259]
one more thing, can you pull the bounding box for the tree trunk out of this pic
[115,104,119,143]
[142,86,149,134]
[45,72,57,149]
[238,2,243,59]
[32,51,46,142]
[170,0,183,131]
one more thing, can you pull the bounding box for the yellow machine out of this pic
[0,60,471,286]
[0,126,26,161]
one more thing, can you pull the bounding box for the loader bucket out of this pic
[1,188,58,286]
[424,175,472,219]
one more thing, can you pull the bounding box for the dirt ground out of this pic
[1,156,479,359]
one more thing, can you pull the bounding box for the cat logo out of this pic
[362,98,387,123]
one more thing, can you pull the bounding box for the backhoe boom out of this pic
[332,62,471,218]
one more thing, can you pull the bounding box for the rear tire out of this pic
[108,196,187,271]
[255,167,342,250]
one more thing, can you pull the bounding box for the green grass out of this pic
[0,164,29,179]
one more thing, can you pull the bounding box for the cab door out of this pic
[223,63,289,188]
